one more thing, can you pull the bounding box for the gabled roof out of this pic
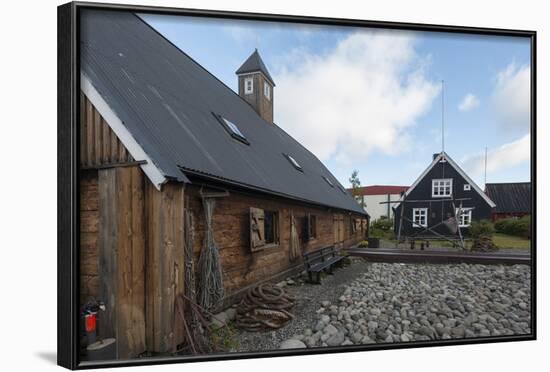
[485,182,531,214]
[349,185,409,196]
[235,49,276,86]
[403,152,496,208]
[80,10,365,215]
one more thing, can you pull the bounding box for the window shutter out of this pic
[250,207,265,251]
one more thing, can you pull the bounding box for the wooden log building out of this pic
[79,10,368,359]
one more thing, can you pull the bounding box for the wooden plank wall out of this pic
[80,170,99,306]
[80,92,134,168]
[186,185,367,301]
[145,181,185,353]
[98,167,146,359]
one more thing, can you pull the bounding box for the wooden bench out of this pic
[303,246,345,284]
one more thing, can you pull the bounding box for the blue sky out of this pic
[142,14,531,189]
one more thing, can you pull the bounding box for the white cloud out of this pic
[273,31,440,165]
[458,93,479,112]
[492,63,530,130]
[223,25,260,44]
[462,134,530,176]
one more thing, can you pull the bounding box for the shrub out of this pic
[494,216,531,238]
[371,216,393,231]
[369,227,394,240]
[468,219,495,239]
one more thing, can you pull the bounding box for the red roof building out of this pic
[350,185,409,196]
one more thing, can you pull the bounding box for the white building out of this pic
[349,185,409,222]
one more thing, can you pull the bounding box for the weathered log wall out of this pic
[80,170,99,306]
[186,186,367,302]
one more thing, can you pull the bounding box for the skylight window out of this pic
[323,176,334,187]
[338,185,347,194]
[284,154,303,171]
[214,113,249,145]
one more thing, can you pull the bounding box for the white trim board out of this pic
[403,152,496,208]
[81,73,167,190]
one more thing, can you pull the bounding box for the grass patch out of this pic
[493,233,531,249]
[209,323,239,352]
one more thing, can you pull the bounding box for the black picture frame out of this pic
[58,1,537,369]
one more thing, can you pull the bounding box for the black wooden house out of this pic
[394,152,496,239]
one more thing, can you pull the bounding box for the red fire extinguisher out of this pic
[81,299,105,346]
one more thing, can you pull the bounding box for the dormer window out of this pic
[432,178,452,197]
[264,82,271,100]
[244,77,253,94]
[284,153,302,171]
[214,113,249,145]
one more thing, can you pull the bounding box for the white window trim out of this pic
[403,153,496,208]
[264,82,271,100]
[412,208,428,228]
[432,178,453,198]
[464,184,471,191]
[244,77,253,94]
[455,208,473,227]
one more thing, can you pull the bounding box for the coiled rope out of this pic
[235,283,295,331]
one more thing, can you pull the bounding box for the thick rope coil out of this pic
[235,283,295,331]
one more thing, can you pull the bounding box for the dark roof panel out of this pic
[235,49,275,85]
[485,182,531,214]
[80,10,365,215]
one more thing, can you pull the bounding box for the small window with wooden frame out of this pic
[304,213,317,241]
[250,207,279,251]
[351,218,360,234]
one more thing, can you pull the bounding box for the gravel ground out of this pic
[232,260,531,351]
[234,259,369,352]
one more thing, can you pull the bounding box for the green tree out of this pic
[349,170,363,207]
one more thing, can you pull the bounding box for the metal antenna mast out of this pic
[441,80,445,153]
[484,146,488,188]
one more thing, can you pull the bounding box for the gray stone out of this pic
[225,308,237,321]
[210,312,228,329]
[326,332,345,347]
[351,332,363,343]
[304,337,316,347]
[324,324,339,336]
[280,339,307,349]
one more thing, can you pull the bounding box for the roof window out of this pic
[284,153,303,171]
[323,176,334,187]
[214,113,249,145]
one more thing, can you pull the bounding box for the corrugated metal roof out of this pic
[235,49,275,86]
[485,182,531,214]
[80,10,366,215]
[349,185,409,196]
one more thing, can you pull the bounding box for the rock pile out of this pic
[281,263,531,348]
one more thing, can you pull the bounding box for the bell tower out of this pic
[236,49,275,123]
